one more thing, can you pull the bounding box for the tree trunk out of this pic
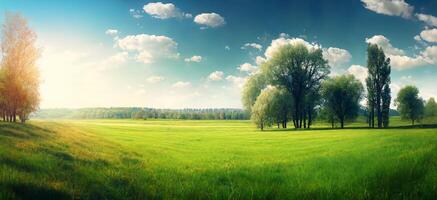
[341,117,344,129]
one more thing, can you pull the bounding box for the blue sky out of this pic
[1,0,436,108]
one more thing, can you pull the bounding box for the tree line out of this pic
[32,108,250,120]
[0,13,40,123]
[243,43,436,130]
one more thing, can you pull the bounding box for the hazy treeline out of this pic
[32,108,250,120]
[0,13,40,123]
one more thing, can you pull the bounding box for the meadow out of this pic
[0,118,437,199]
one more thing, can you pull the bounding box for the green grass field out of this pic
[1,119,437,199]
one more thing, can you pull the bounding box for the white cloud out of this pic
[388,55,428,70]
[143,2,191,19]
[322,47,352,67]
[422,45,437,64]
[347,65,368,84]
[416,13,437,27]
[226,75,247,88]
[419,28,437,43]
[238,63,258,73]
[365,35,404,55]
[117,34,179,64]
[208,71,224,81]
[184,55,202,62]
[194,13,225,28]
[105,29,118,36]
[147,76,165,83]
[255,56,266,66]
[129,9,143,19]
[264,37,320,59]
[365,35,436,70]
[361,0,413,19]
[225,46,230,51]
[172,81,191,88]
[414,35,422,41]
[241,43,262,50]
[107,52,128,65]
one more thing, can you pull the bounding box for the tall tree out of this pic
[250,87,293,130]
[366,44,391,128]
[395,85,425,125]
[241,73,266,114]
[321,75,364,128]
[425,98,437,118]
[0,13,40,122]
[262,44,329,129]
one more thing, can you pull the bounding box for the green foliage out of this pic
[366,44,391,128]
[395,85,425,125]
[32,108,249,120]
[2,120,437,199]
[425,98,437,118]
[241,73,266,113]
[251,87,293,130]
[261,44,329,128]
[321,75,364,128]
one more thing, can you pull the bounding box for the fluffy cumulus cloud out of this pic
[106,52,128,65]
[184,55,202,62]
[194,13,225,28]
[129,9,143,19]
[172,81,191,88]
[105,29,118,36]
[347,65,368,84]
[422,46,437,64]
[143,2,191,19]
[264,37,320,59]
[361,0,413,19]
[208,71,224,81]
[238,63,258,73]
[365,35,404,55]
[322,47,352,67]
[241,43,262,51]
[416,13,437,27]
[226,75,247,88]
[419,29,437,43]
[147,75,165,83]
[366,35,430,70]
[117,34,179,64]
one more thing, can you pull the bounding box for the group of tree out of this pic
[395,86,437,125]
[245,44,330,130]
[243,41,437,130]
[32,107,249,120]
[243,43,392,130]
[0,13,40,123]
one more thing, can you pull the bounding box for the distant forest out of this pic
[32,108,250,120]
[31,107,400,120]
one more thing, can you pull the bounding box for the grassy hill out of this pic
[1,119,437,199]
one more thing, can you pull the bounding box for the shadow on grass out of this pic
[0,122,55,139]
[10,183,71,200]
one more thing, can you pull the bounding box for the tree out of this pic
[0,13,40,123]
[395,86,424,125]
[262,44,329,129]
[425,98,437,118]
[366,44,391,128]
[251,87,293,130]
[321,75,364,128]
[242,73,266,113]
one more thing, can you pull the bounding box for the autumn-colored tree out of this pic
[0,13,40,122]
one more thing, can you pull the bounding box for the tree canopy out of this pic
[0,13,40,123]
[395,85,424,125]
[321,75,364,128]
